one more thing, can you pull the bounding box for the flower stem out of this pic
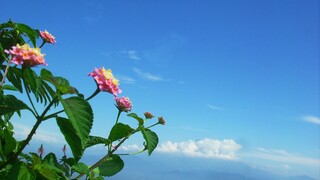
[74,128,140,179]
[115,110,121,124]
[85,86,100,101]
[0,57,12,87]
[39,41,46,48]
[42,87,100,121]
[145,122,160,129]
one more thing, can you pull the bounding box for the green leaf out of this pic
[141,128,159,156]
[108,123,134,142]
[41,69,79,95]
[3,128,17,156]
[72,162,89,174]
[98,155,124,177]
[5,66,23,92]
[59,96,93,154]
[6,162,35,180]
[56,117,83,162]
[1,84,19,91]
[85,135,110,148]
[127,113,144,125]
[15,23,39,47]
[42,153,60,168]
[23,68,54,105]
[30,152,41,165]
[35,163,64,180]
[0,95,29,116]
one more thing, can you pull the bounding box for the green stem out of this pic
[116,148,146,156]
[115,110,121,124]
[42,87,100,121]
[74,127,140,179]
[145,122,161,129]
[108,110,122,152]
[85,87,100,101]
[39,41,46,48]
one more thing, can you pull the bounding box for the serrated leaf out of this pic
[6,162,35,180]
[0,95,29,115]
[3,128,17,156]
[56,117,83,162]
[35,163,64,180]
[59,96,93,151]
[72,162,89,174]
[141,128,159,156]
[98,155,124,177]
[43,153,60,167]
[127,113,144,125]
[108,123,134,142]
[86,135,110,148]
[30,152,41,165]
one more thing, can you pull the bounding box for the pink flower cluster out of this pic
[40,30,56,44]
[115,96,132,112]
[5,44,47,67]
[88,67,121,96]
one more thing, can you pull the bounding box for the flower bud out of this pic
[158,116,165,125]
[38,144,44,158]
[62,144,67,156]
[40,30,56,44]
[144,112,154,119]
[115,96,132,112]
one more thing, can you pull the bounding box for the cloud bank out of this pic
[14,123,64,144]
[252,147,320,167]
[133,68,164,81]
[302,116,320,125]
[156,138,242,160]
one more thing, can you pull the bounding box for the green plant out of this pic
[0,20,165,179]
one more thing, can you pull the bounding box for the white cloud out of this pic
[156,138,242,160]
[120,144,144,152]
[127,50,141,60]
[120,50,141,61]
[117,75,136,84]
[208,104,224,111]
[13,123,64,144]
[252,147,320,167]
[302,116,320,125]
[133,68,164,81]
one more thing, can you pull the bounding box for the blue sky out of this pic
[1,0,319,179]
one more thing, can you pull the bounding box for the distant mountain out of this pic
[102,154,316,180]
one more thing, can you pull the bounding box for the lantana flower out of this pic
[88,67,121,96]
[4,44,47,67]
[115,96,132,112]
[40,30,56,44]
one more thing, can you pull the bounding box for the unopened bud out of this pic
[38,144,44,158]
[62,144,67,156]
[144,112,154,119]
[158,116,165,125]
